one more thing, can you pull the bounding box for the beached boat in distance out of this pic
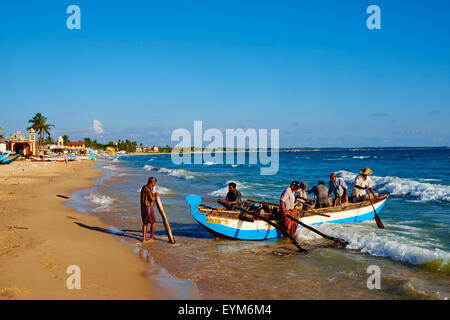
[186,194,389,240]
[0,152,22,165]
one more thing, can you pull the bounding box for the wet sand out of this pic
[0,159,160,299]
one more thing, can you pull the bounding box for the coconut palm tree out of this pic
[0,126,4,140]
[27,113,55,146]
[44,135,55,145]
[62,135,70,145]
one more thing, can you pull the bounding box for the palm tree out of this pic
[0,126,4,140]
[44,135,55,145]
[62,135,70,145]
[27,113,55,146]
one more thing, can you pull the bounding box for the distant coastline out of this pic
[126,146,449,156]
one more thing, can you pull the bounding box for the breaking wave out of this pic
[136,185,174,195]
[296,223,450,271]
[209,180,248,197]
[84,193,114,212]
[143,165,194,180]
[102,165,120,171]
[337,170,450,202]
[352,155,378,159]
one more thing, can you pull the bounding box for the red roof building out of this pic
[66,141,85,148]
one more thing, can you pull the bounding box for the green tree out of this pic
[62,135,70,145]
[27,113,55,146]
[44,135,55,145]
[84,137,92,147]
[0,126,3,140]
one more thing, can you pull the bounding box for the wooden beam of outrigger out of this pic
[235,206,307,253]
[246,199,348,248]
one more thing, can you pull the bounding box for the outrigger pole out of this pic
[247,199,347,248]
[236,206,306,253]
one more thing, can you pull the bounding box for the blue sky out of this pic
[0,0,449,147]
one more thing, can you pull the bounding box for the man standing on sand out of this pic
[280,181,301,236]
[140,177,159,242]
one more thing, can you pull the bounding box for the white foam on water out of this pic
[337,170,450,202]
[143,165,194,180]
[419,178,441,182]
[84,193,114,212]
[136,186,174,195]
[352,155,377,159]
[103,165,120,171]
[117,173,135,176]
[209,180,248,197]
[295,223,450,270]
[203,161,216,165]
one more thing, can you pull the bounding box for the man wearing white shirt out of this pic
[350,167,378,203]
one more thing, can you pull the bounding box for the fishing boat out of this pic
[0,151,12,162]
[0,152,22,165]
[186,193,389,240]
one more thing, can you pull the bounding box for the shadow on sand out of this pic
[75,221,213,242]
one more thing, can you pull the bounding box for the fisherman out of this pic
[308,181,331,209]
[350,167,377,203]
[328,173,348,206]
[218,182,242,210]
[140,177,159,242]
[280,181,301,236]
[295,181,314,209]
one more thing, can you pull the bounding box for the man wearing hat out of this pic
[350,167,377,203]
[295,181,314,210]
[280,181,301,236]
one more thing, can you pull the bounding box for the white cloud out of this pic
[92,120,104,134]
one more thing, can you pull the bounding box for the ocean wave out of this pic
[143,165,194,180]
[136,185,174,195]
[102,165,120,171]
[337,170,450,202]
[296,223,450,271]
[352,155,377,159]
[209,180,248,197]
[84,193,114,212]
[204,161,216,166]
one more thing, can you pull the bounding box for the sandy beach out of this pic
[0,159,159,300]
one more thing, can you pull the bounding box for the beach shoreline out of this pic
[0,159,161,299]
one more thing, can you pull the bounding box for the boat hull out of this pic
[186,195,388,240]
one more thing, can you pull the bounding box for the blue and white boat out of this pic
[186,194,389,240]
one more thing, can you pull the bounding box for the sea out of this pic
[68,148,450,299]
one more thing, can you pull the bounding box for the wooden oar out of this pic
[248,199,330,218]
[155,196,176,244]
[286,215,348,248]
[236,206,306,253]
[366,188,384,229]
